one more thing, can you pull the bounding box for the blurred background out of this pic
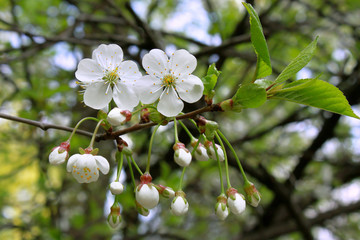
[1,0,360,239]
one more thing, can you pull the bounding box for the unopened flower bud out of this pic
[196,116,218,140]
[107,202,122,229]
[49,141,70,165]
[155,184,175,198]
[135,173,159,209]
[243,181,261,207]
[173,142,192,167]
[110,181,124,195]
[215,194,229,220]
[226,188,246,216]
[107,108,131,126]
[135,200,149,216]
[170,191,189,216]
[204,141,224,161]
[191,139,209,161]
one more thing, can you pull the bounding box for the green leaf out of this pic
[233,84,267,108]
[270,79,359,119]
[201,63,221,96]
[243,2,272,81]
[273,37,318,86]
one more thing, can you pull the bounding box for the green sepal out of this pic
[90,148,99,155]
[79,147,85,154]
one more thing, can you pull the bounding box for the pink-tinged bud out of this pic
[215,194,229,220]
[191,140,209,161]
[135,173,159,209]
[243,181,261,207]
[226,188,246,216]
[110,181,124,195]
[173,142,192,167]
[155,184,175,198]
[140,108,150,123]
[49,141,70,165]
[107,202,122,229]
[135,200,149,216]
[204,141,224,162]
[107,108,132,126]
[170,191,189,216]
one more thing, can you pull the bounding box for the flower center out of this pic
[103,68,119,86]
[162,74,176,88]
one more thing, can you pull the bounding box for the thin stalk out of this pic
[130,155,143,175]
[215,132,232,188]
[178,120,195,141]
[178,167,187,190]
[217,130,249,182]
[173,117,179,143]
[88,119,104,149]
[126,155,136,188]
[213,139,225,194]
[68,117,99,140]
[115,152,124,181]
[146,124,161,173]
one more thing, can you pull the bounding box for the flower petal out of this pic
[118,60,142,83]
[157,86,184,117]
[113,82,139,110]
[67,154,80,172]
[94,155,110,174]
[170,49,197,76]
[135,75,163,104]
[142,49,169,78]
[176,75,204,103]
[75,58,104,83]
[83,82,113,109]
[92,44,123,71]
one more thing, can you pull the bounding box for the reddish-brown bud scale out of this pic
[140,173,152,184]
[121,110,132,122]
[173,142,186,150]
[226,187,238,197]
[140,108,150,123]
[59,141,70,151]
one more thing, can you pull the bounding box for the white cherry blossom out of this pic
[66,153,110,183]
[75,44,141,110]
[136,49,204,117]
[171,195,189,216]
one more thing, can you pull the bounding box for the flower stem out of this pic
[178,167,187,190]
[178,120,195,141]
[173,117,179,143]
[130,155,143,175]
[146,124,161,173]
[215,132,232,188]
[213,139,225,194]
[217,130,249,182]
[116,152,124,181]
[126,155,136,188]
[68,117,99,141]
[88,119,104,149]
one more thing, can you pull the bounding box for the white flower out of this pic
[110,181,124,195]
[173,142,192,167]
[193,143,209,161]
[107,107,130,126]
[135,184,159,209]
[227,192,246,216]
[206,142,224,162]
[136,49,204,117]
[66,153,110,183]
[49,146,68,165]
[75,44,141,110]
[171,196,189,216]
[215,202,229,221]
[163,187,175,198]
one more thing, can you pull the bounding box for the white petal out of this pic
[107,107,126,126]
[67,154,80,172]
[157,87,184,117]
[228,193,246,215]
[110,182,124,195]
[176,75,204,103]
[75,58,104,83]
[136,184,159,209]
[170,49,197,76]
[171,197,189,216]
[174,149,192,167]
[216,204,229,220]
[92,44,123,71]
[94,155,110,174]
[113,82,139,110]
[49,147,68,165]
[83,82,113,109]
[118,60,142,83]
[135,75,163,104]
[142,49,169,78]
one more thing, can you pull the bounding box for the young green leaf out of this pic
[201,63,221,96]
[270,79,359,119]
[233,84,267,108]
[273,37,318,86]
[242,2,272,81]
